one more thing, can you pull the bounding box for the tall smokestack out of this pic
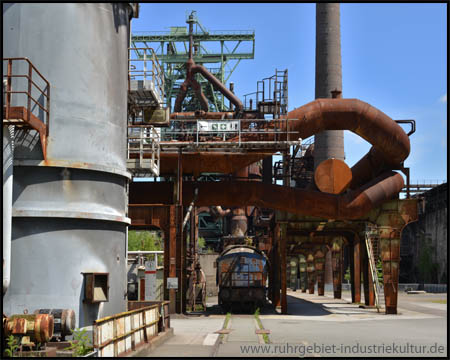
[314,3,345,169]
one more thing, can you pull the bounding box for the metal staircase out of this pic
[365,226,382,312]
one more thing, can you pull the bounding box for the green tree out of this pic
[128,230,163,264]
[197,236,206,250]
[344,266,351,284]
[128,230,162,251]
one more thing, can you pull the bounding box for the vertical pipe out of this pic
[231,166,248,237]
[314,3,345,169]
[188,20,193,60]
[3,126,14,296]
[229,82,234,111]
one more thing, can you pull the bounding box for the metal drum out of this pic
[3,3,136,327]
[34,309,75,339]
[4,314,54,344]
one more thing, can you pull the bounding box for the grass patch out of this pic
[430,299,447,304]
[224,312,231,329]
[219,312,232,343]
[254,308,270,344]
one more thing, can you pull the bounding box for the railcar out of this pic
[216,245,269,311]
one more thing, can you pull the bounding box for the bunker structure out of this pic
[3,3,421,355]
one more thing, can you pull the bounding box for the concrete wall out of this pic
[199,254,219,297]
[401,183,448,283]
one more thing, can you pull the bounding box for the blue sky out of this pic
[132,3,447,184]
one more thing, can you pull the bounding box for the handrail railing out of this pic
[128,47,165,107]
[93,303,165,357]
[3,57,50,135]
[127,124,160,176]
[160,118,299,147]
[133,30,255,36]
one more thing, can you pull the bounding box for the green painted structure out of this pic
[131,11,255,111]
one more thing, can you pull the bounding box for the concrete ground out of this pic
[138,290,447,357]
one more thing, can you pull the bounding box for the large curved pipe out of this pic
[286,99,410,188]
[281,99,411,166]
[237,98,409,187]
[130,170,404,220]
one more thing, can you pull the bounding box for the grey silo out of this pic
[3,3,133,327]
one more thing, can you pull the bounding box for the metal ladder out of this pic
[365,228,382,312]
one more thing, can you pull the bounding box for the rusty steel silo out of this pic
[314,3,345,168]
[3,3,134,327]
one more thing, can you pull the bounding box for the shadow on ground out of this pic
[184,293,337,317]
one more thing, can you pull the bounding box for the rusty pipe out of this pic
[131,170,404,220]
[173,60,244,115]
[191,64,244,115]
[185,171,404,220]
[190,76,209,111]
[276,98,410,187]
[174,59,209,112]
[210,206,231,217]
[280,99,411,166]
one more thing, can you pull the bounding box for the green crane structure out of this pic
[131,11,255,112]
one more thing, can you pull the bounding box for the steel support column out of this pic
[360,231,375,306]
[299,255,307,293]
[331,238,343,299]
[175,149,184,314]
[169,205,177,314]
[306,253,315,294]
[314,248,326,296]
[361,232,370,306]
[379,226,401,314]
[164,217,170,302]
[348,243,355,302]
[353,238,361,303]
[272,224,281,307]
[280,223,288,314]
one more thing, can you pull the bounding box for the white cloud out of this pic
[439,93,447,103]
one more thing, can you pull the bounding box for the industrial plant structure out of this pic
[2,2,428,357]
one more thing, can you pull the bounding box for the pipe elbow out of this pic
[339,171,404,219]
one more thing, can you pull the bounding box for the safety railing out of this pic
[133,30,254,36]
[3,57,50,134]
[243,69,288,117]
[128,47,165,107]
[160,118,301,150]
[93,304,162,357]
[127,301,170,331]
[127,124,160,176]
